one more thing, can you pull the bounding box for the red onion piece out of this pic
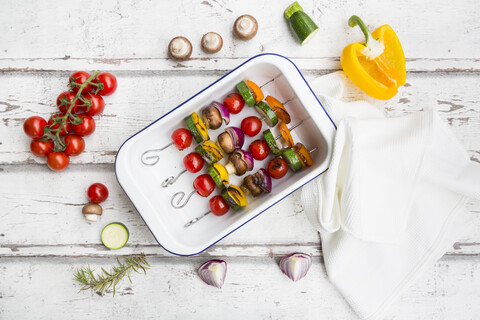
[257,168,272,193]
[225,126,244,149]
[238,149,254,171]
[198,259,227,289]
[212,101,230,125]
[279,253,312,282]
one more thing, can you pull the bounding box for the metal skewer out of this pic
[162,169,187,188]
[184,146,318,227]
[141,142,174,166]
[171,189,198,209]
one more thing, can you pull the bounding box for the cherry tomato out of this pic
[87,183,109,203]
[30,140,54,157]
[171,128,193,150]
[223,93,245,114]
[193,174,215,197]
[72,114,96,136]
[23,116,47,139]
[249,139,270,161]
[267,158,289,179]
[209,195,230,216]
[241,116,262,137]
[46,152,70,171]
[183,152,204,173]
[82,92,105,116]
[48,113,72,136]
[93,72,117,96]
[57,91,81,114]
[64,134,85,156]
[69,71,93,93]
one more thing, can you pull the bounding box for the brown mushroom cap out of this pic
[82,203,103,216]
[242,175,263,197]
[217,132,234,154]
[202,106,222,130]
[168,36,193,61]
[201,32,223,54]
[233,15,258,40]
[229,151,248,176]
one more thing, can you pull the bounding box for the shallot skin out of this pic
[279,252,312,282]
[198,259,227,289]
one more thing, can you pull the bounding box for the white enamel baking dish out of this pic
[115,53,336,256]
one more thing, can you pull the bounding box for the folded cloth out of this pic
[301,72,480,319]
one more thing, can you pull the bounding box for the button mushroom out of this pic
[241,168,272,197]
[82,203,103,222]
[224,149,254,176]
[217,132,234,154]
[242,174,263,197]
[233,15,258,40]
[168,36,193,61]
[202,105,223,130]
[201,32,223,54]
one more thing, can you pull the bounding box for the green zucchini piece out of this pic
[236,81,256,107]
[207,165,226,190]
[263,129,281,156]
[286,2,319,45]
[284,1,303,19]
[195,144,216,164]
[184,115,204,144]
[282,148,303,172]
[222,188,241,211]
[101,222,129,250]
[255,101,278,127]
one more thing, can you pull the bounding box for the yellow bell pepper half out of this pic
[341,15,406,100]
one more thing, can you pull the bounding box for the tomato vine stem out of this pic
[43,71,101,152]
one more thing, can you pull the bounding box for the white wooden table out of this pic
[1,1,479,319]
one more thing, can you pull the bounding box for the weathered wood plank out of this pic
[1,72,479,165]
[0,256,479,319]
[0,164,478,256]
[0,0,479,72]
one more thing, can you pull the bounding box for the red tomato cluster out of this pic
[23,71,117,172]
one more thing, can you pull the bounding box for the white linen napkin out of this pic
[301,71,480,319]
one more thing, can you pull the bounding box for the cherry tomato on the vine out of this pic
[241,116,262,137]
[87,183,109,203]
[46,152,70,171]
[183,152,204,173]
[171,128,193,150]
[93,72,117,96]
[69,71,93,93]
[249,139,270,161]
[23,116,47,139]
[72,114,96,136]
[30,140,54,157]
[64,134,85,156]
[209,195,230,216]
[223,93,245,114]
[193,174,215,197]
[267,158,289,179]
[48,113,71,136]
[82,92,105,116]
[57,91,81,114]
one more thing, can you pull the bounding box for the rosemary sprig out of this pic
[73,253,150,297]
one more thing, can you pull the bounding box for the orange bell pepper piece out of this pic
[246,80,264,103]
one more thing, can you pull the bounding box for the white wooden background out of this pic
[1,0,479,319]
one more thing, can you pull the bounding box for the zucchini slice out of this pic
[185,114,204,144]
[236,81,256,107]
[101,222,129,250]
[255,101,278,127]
[263,129,281,156]
[285,1,319,45]
[282,148,303,172]
[207,165,227,190]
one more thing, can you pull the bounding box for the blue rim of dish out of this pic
[114,53,336,256]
